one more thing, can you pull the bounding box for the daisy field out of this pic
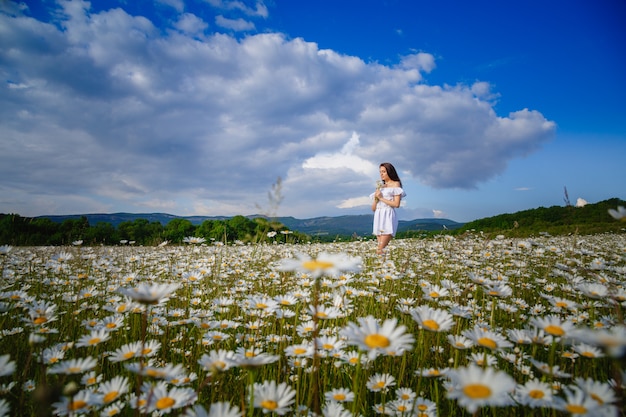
[0,231,624,416]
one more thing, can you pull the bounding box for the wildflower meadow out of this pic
[0,230,624,416]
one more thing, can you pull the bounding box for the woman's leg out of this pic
[378,234,392,254]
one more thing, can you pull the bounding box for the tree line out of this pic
[0,214,308,246]
[455,198,626,237]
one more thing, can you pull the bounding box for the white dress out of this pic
[371,187,406,236]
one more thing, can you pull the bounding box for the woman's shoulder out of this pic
[385,181,401,188]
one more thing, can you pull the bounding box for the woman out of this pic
[371,162,406,255]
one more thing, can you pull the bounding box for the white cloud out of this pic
[432,209,446,218]
[215,15,255,31]
[174,13,209,36]
[575,198,588,207]
[0,2,555,219]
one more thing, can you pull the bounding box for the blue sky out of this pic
[1,0,624,223]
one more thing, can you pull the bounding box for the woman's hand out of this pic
[375,190,383,200]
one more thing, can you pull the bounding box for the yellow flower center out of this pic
[555,301,568,307]
[293,348,307,355]
[477,337,497,349]
[590,393,604,405]
[303,260,334,271]
[260,400,278,410]
[89,338,101,345]
[364,334,390,348]
[429,292,440,298]
[68,367,81,373]
[123,351,135,359]
[422,319,440,331]
[417,404,428,411]
[463,384,492,399]
[544,325,565,336]
[68,400,88,411]
[34,317,48,325]
[156,397,175,410]
[333,394,346,401]
[529,390,544,399]
[256,303,267,309]
[565,404,587,414]
[103,391,118,403]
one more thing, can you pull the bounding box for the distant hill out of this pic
[36,213,463,237]
[457,198,626,236]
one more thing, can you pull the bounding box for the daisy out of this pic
[284,342,315,358]
[308,304,343,320]
[574,377,618,408]
[96,376,129,405]
[410,305,455,332]
[117,282,181,305]
[52,389,92,416]
[81,371,102,386]
[108,341,142,362]
[228,350,279,369]
[22,379,36,392]
[324,387,355,403]
[48,357,98,375]
[202,331,230,344]
[421,284,450,300]
[0,396,11,417]
[447,334,474,350]
[396,388,417,401]
[144,382,197,414]
[513,379,554,408]
[322,401,352,417]
[101,401,125,417]
[569,325,626,357]
[531,315,575,338]
[139,340,162,357]
[277,252,362,278]
[529,359,572,378]
[198,349,235,373]
[316,335,346,352]
[506,328,533,344]
[252,380,296,415]
[572,343,605,359]
[468,352,498,367]
[415,367,449,378]
[607,205,626,221]
[0,355,15,377]
[99,315,125,331]
[445,365,516,414]
[187,402,241,417]
[553,386,601,416]
[341,316,414,360]
[76,329,110,347]
[462,327,513,351]
[412,397,437,416]
[366,373,396,393]
[388,399,414,415]
[484,283,513,298]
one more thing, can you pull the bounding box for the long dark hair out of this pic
[380,162,402,187]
